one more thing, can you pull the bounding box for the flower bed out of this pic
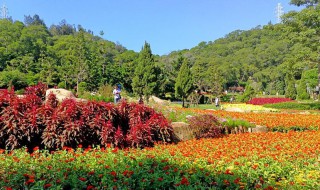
[222,103,278,112]
[248,97,293,105]
[213,110,320,130]
[1,131,319,189]
[167,107,319,130]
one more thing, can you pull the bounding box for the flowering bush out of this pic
[247,97,293,105]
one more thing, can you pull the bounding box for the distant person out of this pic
[215,97,220,107]
[113,85,121,103]
[230,96,234,104]
[138,97,144,104]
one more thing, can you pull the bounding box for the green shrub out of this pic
[271,126,319,132]
[221,118,254,133]
[98,84,114,98]
[58,81,66,89]
[77,82,87,96]
[263,102,320,110]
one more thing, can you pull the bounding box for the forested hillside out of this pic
[160,3,320,98]
[0,16,140,94]
[0,1,319,101]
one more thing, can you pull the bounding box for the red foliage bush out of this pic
[247,97,293,105]
[187,114,224,139]
[0,88,175,150]
[24,82,48,101]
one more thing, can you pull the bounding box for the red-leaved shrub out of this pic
[24,82,48,101]
[187,114,224,139]
[0,87,175,150]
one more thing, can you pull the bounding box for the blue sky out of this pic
[2,0,302,55]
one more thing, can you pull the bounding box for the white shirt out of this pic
[113,88,120,99]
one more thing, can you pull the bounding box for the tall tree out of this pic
[175,57,193,107]
[73,30,90,94]
[205,64,224,97]
[132,42,157,101]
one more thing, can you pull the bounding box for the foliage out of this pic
[0,88,175,150]
[0,70,28,90]
[285,72,297,100]
[132,42,158,101]
[237,83,255,102]
[290,0,319,7]
[24,82,48,101]
[297,78,310,100]
[175,57,193,107]
[248,97,293,105]
[271,125,319,132]
[187,114,224,139]
[263,101,320,110]
[221,118,255,130]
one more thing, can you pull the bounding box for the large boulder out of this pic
[149,96,169,105]
[250,125,268,133]
[45,88,86,102]
[171,122,194,141]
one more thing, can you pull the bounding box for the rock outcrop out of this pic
[171,122,194,141]
[45,88,86,102]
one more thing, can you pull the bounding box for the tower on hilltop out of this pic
[1,2,9,19]
[275,3,284,24]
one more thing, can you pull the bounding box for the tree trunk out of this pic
[318,63,320,88]
[76,77,79,95]
[182,97,185,108]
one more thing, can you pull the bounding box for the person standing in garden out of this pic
[215,97,220,107]
[113,85,121,103]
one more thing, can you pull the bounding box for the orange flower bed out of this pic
[171,107,320,129]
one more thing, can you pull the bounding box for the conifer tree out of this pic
[132,42,157,101]
[175,58,193,107]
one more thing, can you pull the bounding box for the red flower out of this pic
[110,171,117,177]
[25,179,35,185]
[79,177,87,182]
[158,177,163,181]
[180,176,189,186]
[234,178,241,184]
[88,171,95,175]
[86,185,95,190]
[44,184,52,189]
